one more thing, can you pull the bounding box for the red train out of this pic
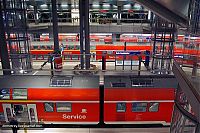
[0,75,177,125]
[5,33,200,67]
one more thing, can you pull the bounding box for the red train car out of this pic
[0,75,99,124]
[0,75,177,125]
[96,45,152,60]
[104,76,176,125]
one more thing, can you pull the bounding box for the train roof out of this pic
[0,75,99,88]
[104,75,177,88]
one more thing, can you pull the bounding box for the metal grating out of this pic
[50,76,72,87]
[111,82,126,88]
[131,78,154,87]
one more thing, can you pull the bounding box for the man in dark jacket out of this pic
[10,116,19,133]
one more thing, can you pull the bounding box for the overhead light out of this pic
[123,4,131,8]
[40,4,47,8]
[92,4,100,8]
[61,5,68,8]
[102,4,110,8]
[19,70,24,73]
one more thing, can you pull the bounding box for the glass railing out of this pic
[171,61,200,133]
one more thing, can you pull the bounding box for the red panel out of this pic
[104,102,174,123]
[105,88,175,101]
[30,50,53,55]
[0,103,3,112]
[36,103,99,122]
[96,45,124,50]
[28,88,99,101]
[126,46,152,51]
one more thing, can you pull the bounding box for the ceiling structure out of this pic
[26,0,190,27]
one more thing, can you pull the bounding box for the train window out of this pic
[90,45,95,50]
[68,45,74,50]
[116,103,126,112]
[13,89,27,100]
[46,46,51,50]
[132,102,147,112]
[74,45,80,50]
[149,103,159,112]
[44,103,54,112]
[41,45,46,50]
[33,46,38,49]
[111,83,126,87]
[56,103,71,112]
[0,88,10,99]
[72,55,79,60]
[0,113,5,122]
[131,78,153,87]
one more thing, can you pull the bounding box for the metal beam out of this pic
[51,0,59,52]
[0,1,11,75]
[84,0,90,70]
[99,85,104,126]
[134,0,188,27]
[79,0,84,69]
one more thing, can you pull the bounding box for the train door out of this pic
[27,104,38,123]
[3,104,38,123]
[13,104,29,122]
[2,104,13,122]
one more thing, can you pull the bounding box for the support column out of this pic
[79,0,84,69]
[34,6,39,24]
[117,6,121,25]
[51,0,59,52]
[99,84,105,126]
[0,1,11,75]
[84,0,90,70]
[79,0,90,69]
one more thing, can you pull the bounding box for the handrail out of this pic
[173,61,200,103]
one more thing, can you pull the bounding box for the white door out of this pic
[2,104,13,122]
[27,104,38,123]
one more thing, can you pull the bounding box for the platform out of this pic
[0,127,170,133]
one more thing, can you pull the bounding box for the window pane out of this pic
[13,89,27,99]
[132,102,147,112]
[149,103,159,112]
[116,103,126,112]
[56,103,71,112]
[44,103,54,112]
[0,112,5,121]
[0,88,10,99]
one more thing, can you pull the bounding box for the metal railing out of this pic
[27,18,150,25]
[0,52,151,75]
[171,61,200,133]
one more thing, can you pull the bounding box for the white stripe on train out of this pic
[0,100,174,103]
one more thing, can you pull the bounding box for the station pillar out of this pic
[1,0,32,74]
[151,16,176,74]
[117,6,121,25]
[34,6,39,25]
[51,0,60,52]
[79,0,85,69]
[79,0,90,70]
[102,52,107,70]
[84,0,90,70]
[0,1,11,75]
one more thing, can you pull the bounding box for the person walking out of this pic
[10,116,19,133]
